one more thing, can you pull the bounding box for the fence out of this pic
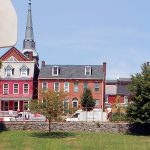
[0,111,17,117]
[66,108,108,122]
[0,110,46,122]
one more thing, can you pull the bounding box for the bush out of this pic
[111,113,127,122]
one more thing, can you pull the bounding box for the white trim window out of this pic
[54,82,60,92]
[7,56,18,62]
[94,83,100,92]
[14,101,18,111]
[95,99,99,107]
[74,82,78,92]
[42,82,48,92]
[85,66,91,76]
[64,82,69,92]
[4,101,9,111]
[105,95,108,103]
[13,84,19,94]
[5,65,14,77]
[23,84,29,94]
[72,98,78,108]
[124,96,128,104]
[52,66,59,76]
[3,84,9,94]
[20,65,29,77]
[64,98,69,113]
[83,82,88,90]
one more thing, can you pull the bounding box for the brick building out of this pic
[38,62,106,111]
[0,1,39,115]
[105,78,131,108]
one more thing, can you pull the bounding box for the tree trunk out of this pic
[49,120,51,133]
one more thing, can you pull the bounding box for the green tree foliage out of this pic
[30,90,67,132]
[126,63,150,124]
[0,59,2,68]
[81,88,95,111]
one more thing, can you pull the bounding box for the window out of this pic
[64,82,69,92]
[14,101,18,111]
[105,95,108,103]
[64,98,69,113]
[52,66,59,76]
[54,82,60,92]
[24,101,28,110]
[3,84,9,94]
[72,98,78,108]
[94,83,99,92]
[95,99,99,107]
[83,82,88,90]
[13,84,19,94]
[85,66,91,76]
[7,56,18,62]
[42,82,48,92]
[124,96,128,104]
[4,101,9,111]
[23,84,29,94]
[5,65,14,77]
[74,82,78,92]
[72,113,79,118]
[20,65,29,77]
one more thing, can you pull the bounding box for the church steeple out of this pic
[22,0,38,60]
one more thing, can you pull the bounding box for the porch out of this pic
[0,99,31,115]
[0,110,17,117]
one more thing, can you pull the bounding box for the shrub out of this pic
[111,113,127,122]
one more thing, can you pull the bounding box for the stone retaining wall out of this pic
[0,122,130,133]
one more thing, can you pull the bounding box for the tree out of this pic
[80,88,95,111]
[30,90,67,133]
[126,63,150,124]
[0,59,2,69]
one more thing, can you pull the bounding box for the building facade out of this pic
[0,47,38,112]
[38,62,106,111]
[105,78,131,108]
[0,1,39,115]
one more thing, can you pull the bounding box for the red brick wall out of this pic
[0,80,33,98]
[38,79,103,109]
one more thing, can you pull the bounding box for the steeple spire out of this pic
[25,0,34,41]
[23,0,38,59]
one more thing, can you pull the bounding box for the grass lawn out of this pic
[0,131,150,150]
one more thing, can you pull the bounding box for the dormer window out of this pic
[85,66,91,76]
[20,65,29,77]
[5,65,14,77]
[52,66,59,76]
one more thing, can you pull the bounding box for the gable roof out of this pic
[106,84,117,95]
[106,78,131,96]
[117,84,131,96]
[0,47,29,61]
[39,65,104,80]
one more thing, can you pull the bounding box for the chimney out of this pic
[42,60,45,66]
[29,51,33,60]
[102,62,106,111]
[103,62,106,78]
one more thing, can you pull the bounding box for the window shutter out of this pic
[12,69,14,75]
[27,69,30,75]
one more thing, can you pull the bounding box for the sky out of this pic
[1,0,150,79]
